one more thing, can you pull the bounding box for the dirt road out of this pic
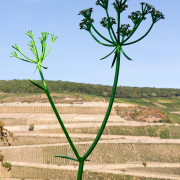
[0,102,136,107]
[6,161,180,180]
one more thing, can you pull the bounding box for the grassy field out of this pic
[0,92,105,103]
[36,125,180,139]
[0,136,94,147]
[0,118,98,126]
[9,166,164,180]
[2,143,180,165]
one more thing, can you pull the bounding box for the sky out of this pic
[0,0,180,89]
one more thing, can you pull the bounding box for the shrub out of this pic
[160,117,173,124]
[29,124,34,131]
[142,162,146,167]
[160,128,170,139]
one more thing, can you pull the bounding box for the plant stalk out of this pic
[76,47,121,180]
[77,158,84,180]
[37,65,80,159]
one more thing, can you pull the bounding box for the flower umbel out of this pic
[78,8,95,31]
[79,18,94,31]
[128,11,146,25]
[79,0,165,68]
[112,0,129,13]
[139,2,165,23]
[140,2,155,15]
[116,24,132,37]
[96,0,109,10]
[78,8,93,19]
[10,30,58,73]
[100,17,116,29]
[150,9,165,23]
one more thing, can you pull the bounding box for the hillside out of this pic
[0,79,180,98]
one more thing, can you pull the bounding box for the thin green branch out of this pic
[122,22,154,46]
[43,42,53,60]
[90,21,116,45]
[106,10,118,42]
[89,31,115,47]
[83,46,121,160]
[120,16,144,45]
[30,36,39,62]
[100,47,117,60]
[37,65,80,160]
[117,10,120,44]
[12,46,36,63]
[40,41,46,62]
[10,55,37,64]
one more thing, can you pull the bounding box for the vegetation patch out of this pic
[0,118,96,126]
[2,144,180,165]
[1,80,180,99]
[37,125,180,139]
[37,126,149,136]
[127,167,180,176]
[0,136,94,146]
[115,105,173,123]
[10,165,162,180]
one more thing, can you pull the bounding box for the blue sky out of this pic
[1,0,179,88]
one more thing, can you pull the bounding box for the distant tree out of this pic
[142,93,147,98]
[1,80,180,98]
[102,92,108,97]
[133,90,137,96]
[151,93,156,97]
[170,91,176,96]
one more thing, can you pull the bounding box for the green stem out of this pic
[106,10,117,44]
[31,37,39,61]
[37,65,80,159]
[77,158,84,180]
[111,28,118,42]
[89,20,116,45]
[122,23,154,46]
[15,49,36,63]
[117,10,120,44]
[43,41,54,60]
[120,16,144,45]
[83,47,121,159]
[89,31,115,47]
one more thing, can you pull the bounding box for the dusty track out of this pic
[1,138,180,150]
[0,101,135,107]
[5,161,180,180]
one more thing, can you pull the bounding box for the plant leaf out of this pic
[120,47,132,61]
[100,47,116,60]
[54,156,90,161]
[40,65,48,69]
[28,79,45,90]
[111,50,117,68]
